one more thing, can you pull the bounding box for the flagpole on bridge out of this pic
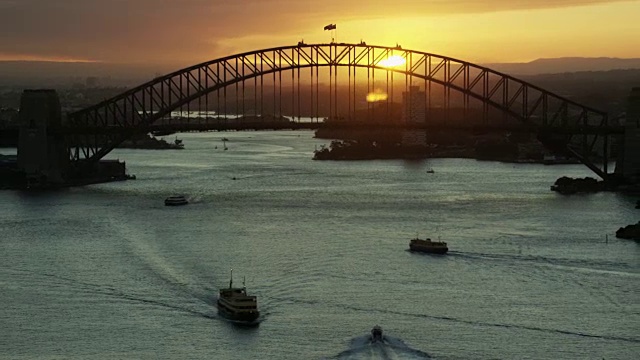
[324,23,337,43]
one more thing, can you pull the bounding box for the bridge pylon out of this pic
[17,90,69,186]
[614,87,640,183]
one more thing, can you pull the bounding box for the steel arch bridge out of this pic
[66,43,616,178]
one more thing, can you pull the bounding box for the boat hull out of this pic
[370,326,383,343]
[217,301,260,324]
[164,196,188,206]
[409,244,448,254]
[164,201,188,206]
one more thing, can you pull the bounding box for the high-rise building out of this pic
[401,86,427,146]
[402,86,426,124]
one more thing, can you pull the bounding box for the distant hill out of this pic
[520,68,640,115]
[484,57,640,76]
[2,57,640,88]
[0,61,173,88]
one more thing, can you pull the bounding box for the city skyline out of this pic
[0,0,638,68]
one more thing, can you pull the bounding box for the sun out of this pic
[366,90,388,102]
[379,55,406,68]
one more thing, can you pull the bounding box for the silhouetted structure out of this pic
[614,87,640,183]
[12,43,633,187]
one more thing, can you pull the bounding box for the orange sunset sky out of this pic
[0,0,638,67]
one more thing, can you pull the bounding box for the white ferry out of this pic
[409,237,448,254]
[217,270,260,324]
[164,195,188,206]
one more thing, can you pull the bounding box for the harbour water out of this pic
[1,131,638,359]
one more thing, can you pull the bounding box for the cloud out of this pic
[0,0,630,64]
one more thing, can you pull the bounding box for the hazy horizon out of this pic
[2,55,640,88]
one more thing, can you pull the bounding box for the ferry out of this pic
[217,270,260,324]
[370,325,383,343]
[164,195,188,206]
[409,237,448,254]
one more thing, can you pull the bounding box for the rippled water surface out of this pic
[1,131,638,359]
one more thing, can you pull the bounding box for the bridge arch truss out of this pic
[67,43,614,178]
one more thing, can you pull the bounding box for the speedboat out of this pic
[409,237,448,254]
[164,195,188,206]
[370,325,383,343]
[217,270,260,324]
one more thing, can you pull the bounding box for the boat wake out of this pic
[329,332,431,360]
[1,265,271,331]
[268,294,640,344]
[186,194,204,204]
[447,250,638,277]
[1,265,216,320]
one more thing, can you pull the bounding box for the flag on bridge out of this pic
[324,24,336,31]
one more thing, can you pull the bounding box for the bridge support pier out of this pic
[17,90,69,186]
[615,87,640,184]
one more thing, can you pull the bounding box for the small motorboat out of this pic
[426,168,435,174]
[164,195,188,206]
[370,325,383,343]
